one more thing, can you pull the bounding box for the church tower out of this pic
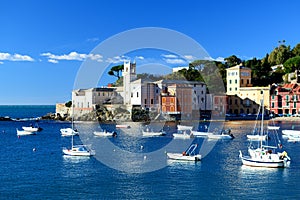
[123,60,137,105]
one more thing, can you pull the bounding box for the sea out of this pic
[1,105,300,199]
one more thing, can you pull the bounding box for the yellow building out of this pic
[226,64,270,115]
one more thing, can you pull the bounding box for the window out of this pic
[131,93,133,97]
[272,95,275,100]
[137,92,139,97]
[171,98,175,104]
[241,79,244,84]
[235,99,238,104]
[235,87,237,91]
[144,99,147,104]
[103,92,105,96]
[271,102,275,108]
[87,102,90,108]
[235,79,237,84]
[229,80,232,84]
[151,99,154,104]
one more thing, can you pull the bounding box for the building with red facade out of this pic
[270,83,300,116]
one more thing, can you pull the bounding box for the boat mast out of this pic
[71,99,74,147]
[260,90,264,148]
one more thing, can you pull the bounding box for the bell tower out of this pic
[123,60,137,105]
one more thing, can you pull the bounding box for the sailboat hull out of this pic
[240,156,285,168]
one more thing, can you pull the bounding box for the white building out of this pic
[72,87,117,115]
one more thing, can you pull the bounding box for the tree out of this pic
[268,45,292,65]
[224,55,242,67]
[65,101,72,108]
[292,43,300,57]
[108,65,124,79]
[283,56,300,73]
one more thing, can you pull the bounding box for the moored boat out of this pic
[62,145,95,156]
[177,125,193,131]
[17,129,37,136]
[239,91,291,168]
[173,130,193,139]
[94,130,117,137]
[116,124,131,129]
[60,128,79,136]
[167,143,201,161]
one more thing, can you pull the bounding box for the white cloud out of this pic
[48,59,59,64]
[183,55,196,61]
[135,56,144,60]
[162,54,178,59]
[41,51,103,63]
[214,57,225,62]
[106,55,130,64]
[0,52,34,62]
[164,58,186,64]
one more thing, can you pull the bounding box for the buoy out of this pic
[144,155,146,160]
[33,148,36,152]
[140,145,144,150]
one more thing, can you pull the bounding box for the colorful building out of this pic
[226,64,270,115]
[270,83,300,116]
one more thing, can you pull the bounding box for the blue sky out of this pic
[0,0,300,105]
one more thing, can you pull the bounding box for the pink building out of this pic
[270,83,300,116]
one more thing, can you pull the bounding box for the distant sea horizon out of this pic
[0,105,55,119]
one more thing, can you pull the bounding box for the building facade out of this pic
[270,83,300,116]
[226,64,270,115]
[72,87,116,115]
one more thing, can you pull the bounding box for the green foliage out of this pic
[131,107,150,122]
[224,55,242,67]
[108,65,124,79]
[283,56,300,73]
[268,45,292,65]
[137,73,164,81]
[65,101,72,108]
[292,43,300,56]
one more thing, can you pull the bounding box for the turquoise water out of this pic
[0,106,300,199]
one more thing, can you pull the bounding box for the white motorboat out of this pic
[60,128,79,136]
[282,129,300,137]
[208,134,234,140]
[173,130,193,139]
[142,126,166,137]
[191,130,211,137]
[239,91,291,168]
[267,126,280,130]
[17,129,36,136]
[116,124,131,129]
[177,125,193,131]
[22,123,42,132]
[62,145,94,157]
[246,134,267,141]
[207,129,234,140]
[94,130,117,137]
[167,143,201,161]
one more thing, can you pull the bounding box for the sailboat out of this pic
[60,104,79,136]
[239,91,291,168]
[62,138,94,156]
[62,101,94,157]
